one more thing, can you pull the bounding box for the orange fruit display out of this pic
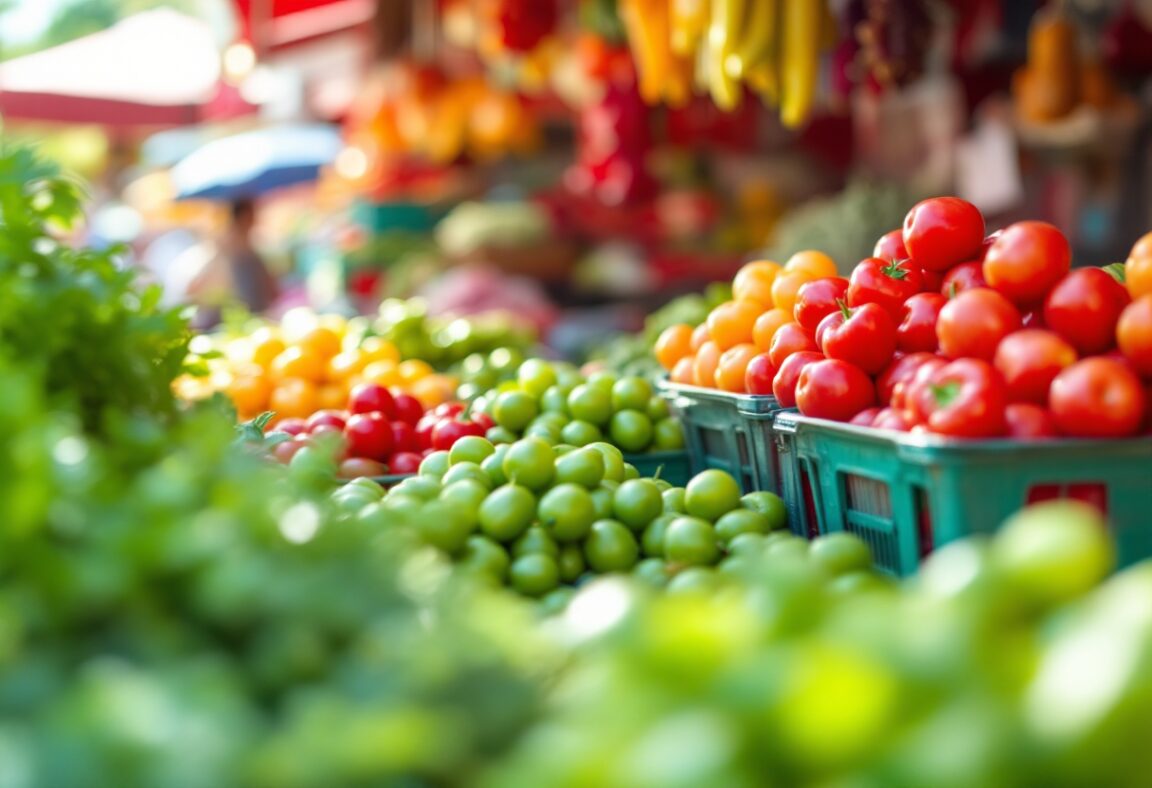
[752,308,792,351]
[714,343,759,392]
[706,300,763,350]
[655,323,695,370]
[693,341,722,388]
[670,356,695,385]
[296,326,343,359]
[785,250,838,279]
[770,271,815,316]
[732,260,782,307]
[1127,254,1152,300]
[269,378,319,419]
[270,346,326,383]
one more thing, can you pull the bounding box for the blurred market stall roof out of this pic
[171,122,342,201]
[0,9,253,128]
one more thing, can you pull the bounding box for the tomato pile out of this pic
[329,436,789,600]
[658,197,1152,439]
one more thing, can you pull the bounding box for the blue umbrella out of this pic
[171,124,343,201]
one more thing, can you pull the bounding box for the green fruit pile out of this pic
[374,298,536,368]
[332,437,787,602]
[477,360,686,454]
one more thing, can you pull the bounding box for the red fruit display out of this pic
[983,221,1071,307]
[902,197,985,272]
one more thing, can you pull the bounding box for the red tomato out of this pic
[344,413,395,461]
[433,402,466,419]
[431,417,485,451]
[876,352,939,404]
[472,411,496,431]
[744,353,778,395]
[937,288,1022,360]
[897,292,947,353]
[894,357,948,414]
[1021,309,1046,329]
[348,383,397,418]
[979,231,1001,260]
[1043,267,1131,355]
[1004,403,1058,439]
[415,413,439,450]
[992,329,1078,405]
[274,417,308,436]
[1049,358,1147,437]
[983,221,1071,307]
[850,407,882,427]
[795,359,877,421]
[921,269,946,292]
[391,392,425,425]
[772,351,825,408]
[847,257,924,318]
[388,451,423,475]
[905,358,1007,438]
[873,229,908,261]
[816,302,898,374]
[1117,296,1152,378]
[940,261,987,296]
[768,323,818,368]
[391,421,420,454]
[338,458,388,479]
[902,197,985,272]
[306,409,347,433]
[872,407,912,431]
[794,277,850,332]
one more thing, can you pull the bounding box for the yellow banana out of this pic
[727,0,777,79]
[779,0,822,127]
[746,61,779,108]
[664,51,697,108]
[707,0,744,110]
[670,0,710,58]
[620,0,671,105]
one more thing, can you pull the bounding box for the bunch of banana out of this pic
[618,0,835,127]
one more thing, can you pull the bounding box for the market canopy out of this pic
[231,0,374,51]
[0,9,253,128]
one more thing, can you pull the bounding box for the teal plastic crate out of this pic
[369,473,416,488]
[773,411,1152,577]
[625,450,692,487]
[657,380,787,493]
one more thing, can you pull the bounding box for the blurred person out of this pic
[186,198,280,327]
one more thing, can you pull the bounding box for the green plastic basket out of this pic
[368,473,417,488]
[774,411,1152,577]
[657,380,788,493]
[625,450,692,487]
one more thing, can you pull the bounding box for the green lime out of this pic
[517,359,558,398]
[391,476,441,501]
[727,532,769,557]
[584,520,640,573]
[460,535,511,583]
[809,533,874,576]
[715,509,772,544]
[662,487,687,514]
[480,444,510,486]
[567,384,613,426]
[510,553,560,597]
[653,418,686,450]
[642,513,678,557]
[622,463,639,480]
[608,410,654,453]
[560,420,603,447]
[538,484,597,542]
[557,544,586,583]
[440,478,489,515]
[633,557,671,588]
[416,500,474,554]
[540,385,570,415]
[493,390,539,433]
[684,470,742,521]
[587,371,617,392]
[647,396,671,421]
[502,437,555,490]
[511,526,560,558]
[524,423,561,444]
[485,426,519,445]
[539,586,576,616]
[418,451,450,478]
[611,376,654,412]
[440,461,493,490]
[554,447,606,489]
[666,567,721,595]
[613,479,664,530]
[587,441,626,482]
[590,486,616,520]
[449,435,495,465]
[664,516,720,566]
[478,484,537,542]
[740,491,787,531]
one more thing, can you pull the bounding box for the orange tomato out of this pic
[360,336,401,365]
[690,323,711,352]
[269,378,319,419]
[670,356,696,385]
[317,383,348,411]
[296,326,343,359]
[693,341,722,388]
[249,329,286,369]
[1127,255,1152,300]
[732,260,782,307]
[328,350,365,382]
[714,343,759,392]
[409,374,456,408]
[361,359,402,388]
[398,359,435,385]
[654,323,695,370]
[785,250,838,279]
[770,271,815,315]
[706,300,763,350]
[752,308,792,351]
[1129,232,1152,261]
[228,374,271,417]
[271,346,326,383]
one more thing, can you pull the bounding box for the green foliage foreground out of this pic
[2,145,1152,788]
